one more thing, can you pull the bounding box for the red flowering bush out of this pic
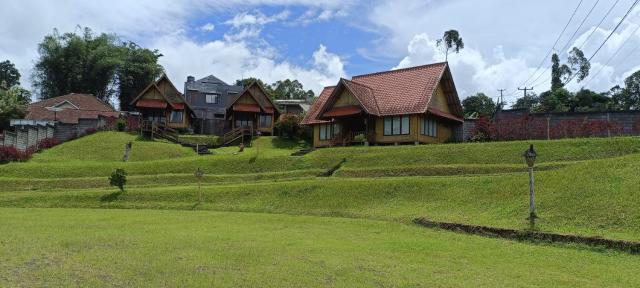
[0,146,34,163]
[37,138,60,149]
[85,128,97,135]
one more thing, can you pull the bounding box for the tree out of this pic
[537,88,573,113]
[109,168,127,192]
[270,79,314,100]
[567,47,590,82]
[512,93,540,111]
[436,30,464,61]
[462,93,495,117]
[235,77,268,89]
[0,86,31,131]
[622,70,640,110]
[551,53,571,91]
[117,42,163,111]
[33,27,123,101]
[572,88,610,112]
[0,60,21,87]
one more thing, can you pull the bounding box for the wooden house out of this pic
[301,62,463,147]
[130,74,194,129]
[228,81,279,135]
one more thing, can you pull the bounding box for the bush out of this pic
[84,128,97,135]
[37,138,60,149]
[116,119,127,132]
[275,114,303,138]
[0,146,34,163]
[109,168,127,192]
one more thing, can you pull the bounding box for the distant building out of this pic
[184,75,244,135]
[274,99,310,115]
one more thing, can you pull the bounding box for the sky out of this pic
[1,0,640,106]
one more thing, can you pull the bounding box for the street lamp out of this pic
[45,106,64,121]
[523,144,537,222]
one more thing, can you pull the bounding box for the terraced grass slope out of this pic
[2,208,639,287]
[2,132,640,286]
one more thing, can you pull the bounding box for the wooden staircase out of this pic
[222,126,253,146]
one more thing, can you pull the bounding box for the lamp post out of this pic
[523,144,537,222]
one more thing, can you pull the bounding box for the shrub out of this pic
[470,117,495,141]
[37,138,60,149]
[84,128,97,135]
[116,119,127,132]
[109,168,127,192]
[0,146,34,163]
[275,114,303,138]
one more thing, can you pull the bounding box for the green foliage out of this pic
[271,79,314,100]
[177,135,220,146]
[512,93,540,111]
[550,49,590,92]
[275,114,303,138]
[567,47,590,82]
[462,93,495,117]
[436,29,464,61]
[573,88,610,112]
[116,119,126,131]
[0,60,21,87]
[117,42,164,111]
[0,86,31,131]
[108,168,127,192]
[622,70,640,110]
[32,27,163,104]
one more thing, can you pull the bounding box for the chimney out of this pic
[187,76,195,83]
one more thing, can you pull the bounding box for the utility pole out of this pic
[497,89,506,109]
[518,87,534,98]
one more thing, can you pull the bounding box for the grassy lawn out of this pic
[2,132,640,286]
[1,208,639,287]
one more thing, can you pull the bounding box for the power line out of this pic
[583,22,640,87]
[526,0,603,88]
[578,0,622,50]
[518,0,585,89]
[564,0,640,86]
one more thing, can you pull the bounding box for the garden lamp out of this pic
[524,144,537,167]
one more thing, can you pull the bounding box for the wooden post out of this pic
[528,167,536,221]
[546,116,550,140]
[123,141,132,162]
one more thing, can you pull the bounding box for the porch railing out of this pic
[330,130,374,146]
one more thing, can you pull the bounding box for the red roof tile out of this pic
[323,105,362,117]
[26,93,119,124]
[303,62,463,125]
[301,86,334,125]
[136,99,167,109]
[427,107,463,122]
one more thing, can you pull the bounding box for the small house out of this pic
[301,62,463,147]
[228,81,279,135]
[130,74,194,130]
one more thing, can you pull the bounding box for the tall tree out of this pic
[0,60,21,87]
[461,93,495,117]
[436,30,464,61]
[622,70,640,110]
[567,47,590,82]
[117,42,163,111]
[270,79,314,100]
[550,53,571,91]
[550,48,590,91]
[33,27,123,100]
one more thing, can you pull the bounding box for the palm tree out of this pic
[436,30,464,61]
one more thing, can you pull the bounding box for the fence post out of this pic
[546,116,550,140]
[607,112,611,138]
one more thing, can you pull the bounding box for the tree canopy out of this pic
[0,60,21,87]
[32,27,163,108]
[462,93,495,117]
[235,77,314,101]
[0,86,31,132]
[436,30,464,61]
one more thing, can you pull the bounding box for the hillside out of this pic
[2,132,640,286]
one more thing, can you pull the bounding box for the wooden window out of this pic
[205,94,219,104]
[169,110,184,123]
[421,117,437,137]
[259,114,272,128]
[235,113,253,128]
[383,115,410,136]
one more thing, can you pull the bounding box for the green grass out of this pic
[31,132,195,162]
[177,134,220,146]
[3,132,640,286]
[2,208,639,287]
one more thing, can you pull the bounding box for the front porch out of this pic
[317,114,376,147]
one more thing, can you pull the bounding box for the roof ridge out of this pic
[344,78,381,114]
[352,61,448,79]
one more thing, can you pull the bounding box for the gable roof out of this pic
[228,81,279,114]
[302,62,463,124]
[301,86,335,125]
[131,74,193,111]
[26,93,119,124]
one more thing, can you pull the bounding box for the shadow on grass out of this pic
[269,137,308,149]
[100,191,123,202]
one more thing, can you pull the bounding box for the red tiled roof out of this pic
[233,104,261,113]
[428,107,463,122]
[303,62,463,125]
[323,105,362,118]
[136,99,167,109]
[26,93,119,124]
[301,86,334,125]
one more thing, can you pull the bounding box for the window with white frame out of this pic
[383,115,410,136]
[205,94,219,104]
[421,117,437,137]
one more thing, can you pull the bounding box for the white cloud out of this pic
[295,9,346,25]
[152,32,345,95]
[225,10,290,28]
[199,23,215,32]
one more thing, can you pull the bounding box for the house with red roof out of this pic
[301,62,463,147]
[226,81,279,135]
[130,74,195,130]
